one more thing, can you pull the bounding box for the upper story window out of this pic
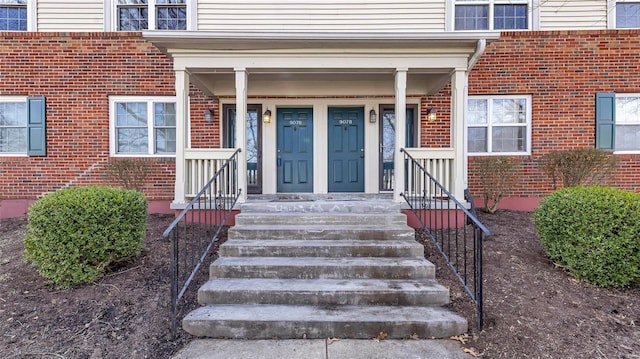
[116,0,187,31]
[615,1,640,28]
[454,0,530,30]
[467,95,532,155]
[0,0,27,31]
[110,97,177,156]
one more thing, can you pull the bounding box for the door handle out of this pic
[360,148,364,158]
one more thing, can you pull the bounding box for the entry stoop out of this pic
[182,198,467,339]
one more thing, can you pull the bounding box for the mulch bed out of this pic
[1,211,638,358]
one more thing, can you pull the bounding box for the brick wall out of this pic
[423,30,640,199]
[0,32,216,204]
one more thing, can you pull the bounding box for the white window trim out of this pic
[608,0,640,29]
[465,94,532,156]
[105,0,195,32]
[613,93,640,154]
[109,96,177,157]
[0,96,28,157]
[447,0,540,31]
[0,0,36,31]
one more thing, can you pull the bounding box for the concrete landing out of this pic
[172,339,470,359]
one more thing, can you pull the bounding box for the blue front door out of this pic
[328,107,365,192]
[277,108,313,193]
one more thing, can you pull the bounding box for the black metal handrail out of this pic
[162,149,241,335]
[400,148,491,330]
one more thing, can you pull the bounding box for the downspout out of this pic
[462,39,487,191]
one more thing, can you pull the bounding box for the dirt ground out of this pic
[1,211,639,359]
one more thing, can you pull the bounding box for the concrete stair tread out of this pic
[231,224,411,230]
[220,239,423,257]
[183,304,467,339]
[213,256,432,267]
[234,212,407,225]
[199,278,447,293]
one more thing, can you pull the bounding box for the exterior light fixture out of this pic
[427,108,437,122]
[369,108,377,123]
[263,108,272,124]
[204,109,214,123]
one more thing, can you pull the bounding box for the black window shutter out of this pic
[595,93,615,151]
[27,96,46,156]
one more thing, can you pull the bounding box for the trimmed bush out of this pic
[475,157,520,214]
[540,148,617,189]
[533,186,640,287]
[24,186,147,288]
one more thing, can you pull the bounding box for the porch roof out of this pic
[144,31,499,96]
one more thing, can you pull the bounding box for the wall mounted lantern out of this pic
[263,108,272,124]
[204,109,214,123]
[427,108,437,122]
[369,108,377,123]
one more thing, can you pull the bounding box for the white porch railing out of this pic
[402,148,455,198]
[185,149,239,198]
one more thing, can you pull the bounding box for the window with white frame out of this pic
[615,95,640,150]
[0,98,27,154]
[111,97,177,156]
[454,0,530,30]
[0,0,27,31]
[467,95,531,155]
[116,0,187,31]
[615,1,640,28]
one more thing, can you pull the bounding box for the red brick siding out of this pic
[423,30,640,197]
[0,32,214,202]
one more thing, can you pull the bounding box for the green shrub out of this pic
[533,186,640,287]
[24,186,147,288]
[540,148,617,189]
[475,157,520,214]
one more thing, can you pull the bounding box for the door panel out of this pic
[328,107,364,192]
[277,108,313,192]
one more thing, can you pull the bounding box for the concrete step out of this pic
[219,239,424,258]
[228,224,414,241]
[209,257,435,280]
[239,200,402,214]
[234,212,408,226]
[197,278,450,306]
[182,304,467,339]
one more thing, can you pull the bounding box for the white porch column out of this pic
[234,68,248,203]
[394,68,408,202]
[173,69,189,206]
[451,68,467,200]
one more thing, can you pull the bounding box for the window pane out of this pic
[615,125,640,150]
[492,126,526,152]
[617,3,640,28]
[155,0,186,4]
[468,127,488,153]
[117,0,147,4]
[155,128,176,153]
[246,111,258,163]
[117,102,147,126]
[154,102,176,126]
[493,98,526,124]
[0,6,27,31]
[494,4,527,30]
[118,6,148,31]
[616,97,640,124]
[0,127,26,153]
[467,99,488,125]
[455,5,488,30]
[0,102,27,126]
[156,6,186,30]
[117,128,148,153]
